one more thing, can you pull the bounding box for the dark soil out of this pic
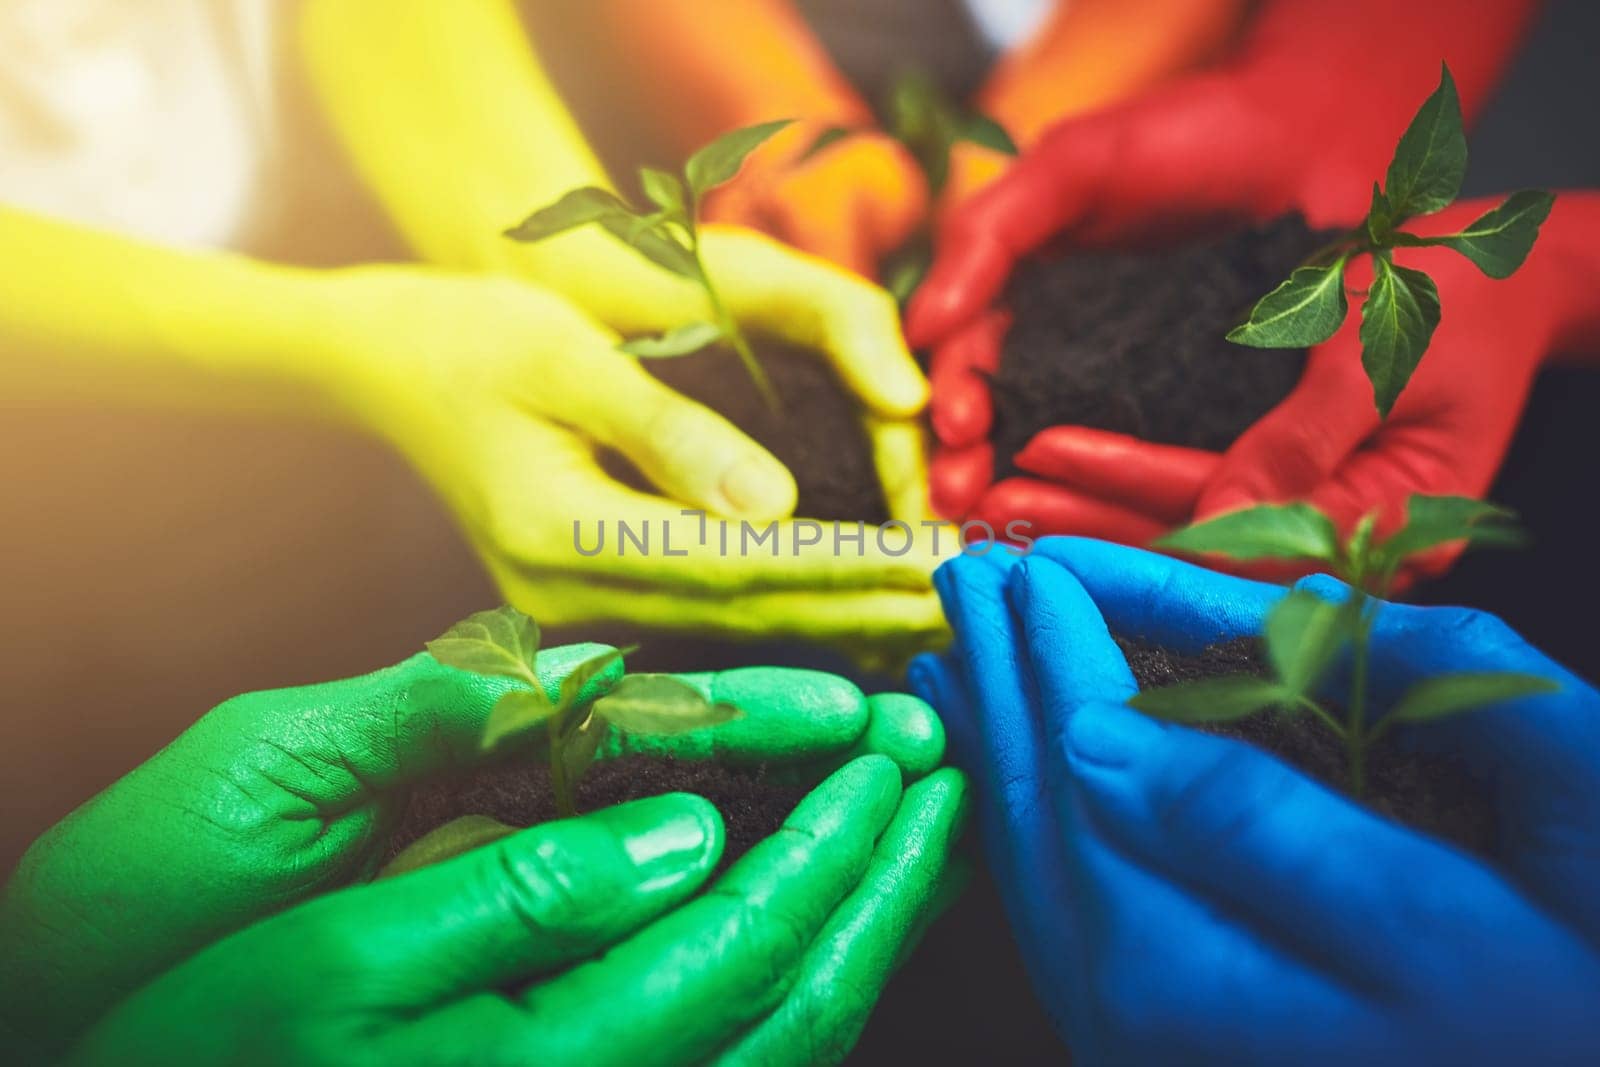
[387,755,812,871]
[620,339,889,523]
[989,215,1335,480]
[1115,635,1497,857]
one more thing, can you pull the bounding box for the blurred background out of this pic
[3,0,1597,906]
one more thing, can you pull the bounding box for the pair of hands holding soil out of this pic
[918,538,1600,1063]
[0,649,964,1065]
[909,0,1600,581]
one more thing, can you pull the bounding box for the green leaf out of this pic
[1366,182,1394,245]
[426,605,540,685]
[1228,259,1350,348]
[481,689,557,750]
[556,646,629,714]
[1264,590,1355,697]
[593,674,744,735]
[1359,256,1441,418]
[1155,502,1341,565]
[597,215,701,279]
[1394,190,1555,279]
[957,114,1018,155]
[1387,671,1560,726]
[799,125,854,163]
[559,713,607,789]
[378,815,517,879]
[685,119,795,196]
[618,321,723,358]
[1383,63,1467,219]
[1129,677,1290,723]
[639,167,687,216]
[1344,510,1380,572]
[1376,495,1525,567]
[884,243,932,305]
[504,187,630,243]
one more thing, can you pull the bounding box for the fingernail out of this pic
[1063,705,1160,770]
[598,795,721,890]
[720,454,796,518]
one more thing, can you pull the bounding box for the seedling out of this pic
[1229,63,1555,417]
[426,606,740,816]
[1130,495,1558,797]
[804,70,1019,302]
[505,120,795,407]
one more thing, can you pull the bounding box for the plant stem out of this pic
[550,730,576,818]
[1347,593,1374,800]
[687,227,779,411]
[1293,695,1349,739]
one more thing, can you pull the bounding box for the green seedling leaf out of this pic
[1344,510,1380,573]
[958,114,1019,155]
[639,167,688,216]
[1395,189,1556,279]
[622,210,674,245]
[378,815,517,879]
[482,689,558,750]
[558,712,608,790]
[800,125,854,163]
[619,321,723,358]
[505,187,630,242]
[593,674,744,734]
[1228,259,1350,348]
[1376,495,1526,570]
[1156,502,1341,565]
[1383,63,1467,219]
[1366,182,1394,244]
[1129,677,1290,723]
[426,605,540,685]
[1360,256,1441,418]
[597,215,701,279]
[1386,671,1560,726]
[1264,590,1355,697]
[556,645,631,717]
[686,118,795,196]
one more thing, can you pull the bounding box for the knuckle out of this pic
[494,839,589,945]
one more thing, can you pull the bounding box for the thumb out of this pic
[577,360,798,521]
[1196,331,1377,520]
[334,794,722,1003]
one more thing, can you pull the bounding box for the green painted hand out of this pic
[64,758,964,1066]
[0,644,955,1061]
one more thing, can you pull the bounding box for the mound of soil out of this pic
[625,340,889,523]
[388,755,812,871]
[1115,634,1497,857]
[989,215,1335,480]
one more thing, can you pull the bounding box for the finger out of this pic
[501,569,948,647]
[699,226,928,418]
[928,310,1008,448]
[571,360,799,522]
[1014,427,1218,523]
[1062,699,1555,994]
[908,651,980,773]
[339,794,720,1002]
[866,414,935,524]
[929,442,994,520]
[1196,332,1377,520]
[971,479,1171,546]
[1032,536,1285,651]
[767,187,878,280]
[933,552,1082,1005]
[713,769,970,1067]
[600,667,870,765]
[1009,556,1138,722]
[514,475,941,594]
[789,692,946,782]
[513,756,904,1066]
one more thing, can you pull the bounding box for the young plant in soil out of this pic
[1229,63,1555,417]
[806,69,1019,302]
[425,605,740,817]
[1130,495,1559,799]
[505,120,794,407]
